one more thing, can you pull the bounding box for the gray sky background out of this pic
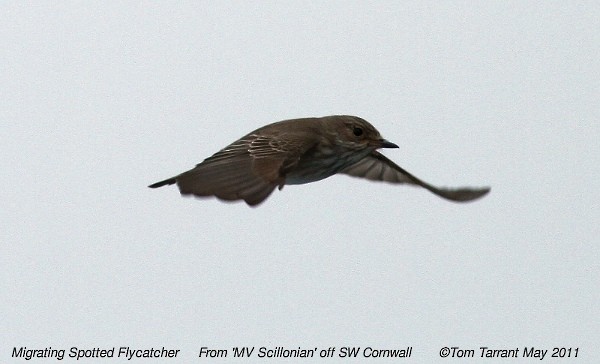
[2,2,599,363]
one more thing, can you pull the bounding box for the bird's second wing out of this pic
[340,151,490,202]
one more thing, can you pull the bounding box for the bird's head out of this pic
[324,115,399,151]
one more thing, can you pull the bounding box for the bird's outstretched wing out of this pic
[340,151,490,202]
[148,133,306,206]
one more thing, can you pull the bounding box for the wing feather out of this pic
[156,132,309,206]
[341,151,490,202]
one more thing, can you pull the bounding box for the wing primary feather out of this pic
[342,151,490,202]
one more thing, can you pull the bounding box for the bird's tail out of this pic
[148,177,177,188]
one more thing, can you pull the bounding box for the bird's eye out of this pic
[353,127,363,136]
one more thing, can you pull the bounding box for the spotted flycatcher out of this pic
[149,115,490,206]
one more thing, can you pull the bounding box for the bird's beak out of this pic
[379,139,399,148]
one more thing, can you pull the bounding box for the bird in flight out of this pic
[149,115,490,206]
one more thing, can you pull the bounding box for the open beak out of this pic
[379,139,399,148]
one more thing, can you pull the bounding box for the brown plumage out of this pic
[149,115,490,206]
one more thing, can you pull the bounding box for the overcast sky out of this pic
[2,2,599,363]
